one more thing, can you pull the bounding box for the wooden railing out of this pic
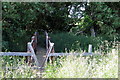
[46,31,55,62]
[45,31,54,53]
[30,32,37,53]
[0,32,39,66]
[27,32,39,66]
[41,31,55,66]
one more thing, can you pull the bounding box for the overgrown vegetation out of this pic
[44,53,118,78]
[0,56,41,78]
[0,50,118,78]
[1,2,119,78]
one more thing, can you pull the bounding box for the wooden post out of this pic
[34,32,37,48]
[31,35,37,54]
[48,41,54,64]
[45,42,54,64]
[45,31,48,52]
[27,42,33,65]
[88,44,92,53]
[50,45,55,64]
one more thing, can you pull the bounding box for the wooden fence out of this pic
[1,31,117,68]
[0,32,39,66]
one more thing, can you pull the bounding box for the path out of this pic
[35,46,46,78]
[36,46,46,68]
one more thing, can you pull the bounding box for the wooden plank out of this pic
[48,53,101,57]
[28,42,39,66]
[0,52,32,56]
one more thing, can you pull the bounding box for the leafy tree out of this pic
[2,2,120,51]
[70,2,120,41]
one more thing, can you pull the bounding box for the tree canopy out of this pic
[2,2,120,51]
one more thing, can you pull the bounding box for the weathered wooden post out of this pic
[32,36,37,54]
[34,32,37,48]
[88,44,92,53]
[50,44,55,64]
[27,42,33,65]
[45,31,49,52]
[48,42,54,64]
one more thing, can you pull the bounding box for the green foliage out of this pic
[70,15,93,35]
[2,2,120,51]
[2,2,72,32]
[2,2,74,51]
[50,32,103,52]
[70,2,120,41]
[86,3,120,39]
[2,29,31,51]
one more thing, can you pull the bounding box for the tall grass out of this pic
[0,52,118,78]
[0,56,41,78]
[43,53,118,78]
[0,49,118,78]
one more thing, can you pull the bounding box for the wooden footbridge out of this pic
[0,31,101,77]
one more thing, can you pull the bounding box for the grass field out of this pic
[43,53,118,78]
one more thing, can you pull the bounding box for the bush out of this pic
[49,32,103,52]
[2,29,32,52]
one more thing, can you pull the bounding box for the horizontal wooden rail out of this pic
[2,66,45,70]
[0,52,32,56]
[48,53,101,57]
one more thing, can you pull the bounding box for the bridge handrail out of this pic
[27,31,39,66]
[31,32,37,51]
[45,40,54,63]
[41,31,54,67]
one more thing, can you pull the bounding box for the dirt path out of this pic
[36,46,46,68]
[35,46,46,78]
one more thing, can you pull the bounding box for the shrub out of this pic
[2,29,31,52]
[49,32,103,52]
